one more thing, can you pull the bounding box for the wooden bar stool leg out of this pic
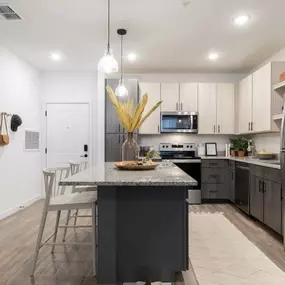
[62,210,71,242]
[51,210,61,253]
[74,209,79,226]
[30,208,49,278]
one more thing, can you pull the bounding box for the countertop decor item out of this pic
[114,160,159,170]
[205,142,217,156]
[98,0,118,74]
[106,86,162,162]
[257,151,274,160]
[115,29,128,97]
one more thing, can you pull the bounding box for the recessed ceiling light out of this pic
[127,53,137,61]
[234,15,250,26]
[49,52,62,61]
[208,52,219,61]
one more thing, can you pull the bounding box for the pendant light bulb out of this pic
[115,79,128,97]
[116,28,128,97]
[98,49,118,74]
[98,0,118,74]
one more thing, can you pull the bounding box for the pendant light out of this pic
[115,29,128,97]
[98,0,118,74]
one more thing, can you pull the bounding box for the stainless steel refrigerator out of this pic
[105,79,139,162]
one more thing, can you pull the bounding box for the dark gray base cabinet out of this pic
[250,166,282,235]
[201,160,229,200]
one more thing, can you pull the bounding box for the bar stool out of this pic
[30,166,97,282]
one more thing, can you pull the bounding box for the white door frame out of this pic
[43,102,92,168]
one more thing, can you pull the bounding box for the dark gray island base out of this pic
[59,162,197,284]
[98,185,188,283]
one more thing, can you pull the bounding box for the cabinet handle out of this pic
[118,135,120,144]
[250,122,253,131]
[259,180,263,192]
[180,103,183,110]
[176,103,178,110]
[218,125,220,133]
[248,122,250,131]
[213,125,216,133]
[263,181,266,193]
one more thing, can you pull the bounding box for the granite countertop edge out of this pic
[200,156,281,169]
[60,181,197,187]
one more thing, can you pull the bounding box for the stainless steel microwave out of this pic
[160,112,198,133]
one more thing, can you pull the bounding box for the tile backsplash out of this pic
[251,133,281,154]
[138,134,231,152]
[139,133,281,154]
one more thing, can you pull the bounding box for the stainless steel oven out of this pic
[160,112,198,133]
[160,143,201,204]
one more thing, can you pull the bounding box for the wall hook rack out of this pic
[0,112,12,117]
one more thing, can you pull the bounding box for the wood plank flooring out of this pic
[0,201,284,285]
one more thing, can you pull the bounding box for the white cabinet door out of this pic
[179,83,198,111]
[138,83,161,134]
[160,83,179,112]
[238,75,253,134]
[252,63,271,132]
[198,83,217,134]
[216,83,235,134]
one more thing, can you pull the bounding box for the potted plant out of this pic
[236,137,248,157]
[229,138,238,157]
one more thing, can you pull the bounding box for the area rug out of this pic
[189,213,285,285]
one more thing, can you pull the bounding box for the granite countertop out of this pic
[59,162,198,187]
[201,156,281,169]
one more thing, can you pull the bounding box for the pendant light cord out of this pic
[107,0,110,52]
[120,34,123,81]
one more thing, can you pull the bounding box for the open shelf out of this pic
[273,114,283,121]
[273,81,285,95]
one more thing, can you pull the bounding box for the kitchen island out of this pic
[60,162,197,284]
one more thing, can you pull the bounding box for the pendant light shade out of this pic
[115,79,128,97]
[98,0,118,74]
[115,29,128,97]
[98,49,118,74]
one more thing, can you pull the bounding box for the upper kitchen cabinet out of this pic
[238,62,285,134]
[160,83,179,111]
[198,83,217,134]
[198,83,235,135]
[216,83,235,134]
[139,82,161,134]
[238,75,253,134]
[179,83,198,112]
[252,63,272,133]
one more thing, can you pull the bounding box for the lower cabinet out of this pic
[202,160,229,200]
[228,161,235,203]
[250,166,282,235]
[263,179,282,234]
[250,175,264,223]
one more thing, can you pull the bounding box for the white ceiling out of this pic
[1,0,285,73]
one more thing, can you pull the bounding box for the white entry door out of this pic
[46,103,90,168]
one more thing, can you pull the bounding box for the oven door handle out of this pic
[162,159,201,163]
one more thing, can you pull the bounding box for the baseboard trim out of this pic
[0,195,41,221]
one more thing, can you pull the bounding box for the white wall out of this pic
[40,72,97,167]
[0,47,41,219]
